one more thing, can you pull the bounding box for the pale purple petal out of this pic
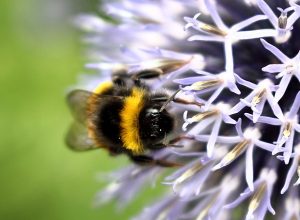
[288,91,300,118]
[245,113,282,125]
[231,15,268,32]
[186,117,216,135]
[281,155,299,194]
[207,117,222,157]
[235,118,244,137]
[245,144,255,191]
[275,74,293,101]
[287,12,300,29]
[283,130,295,164]
[266,93,284,120]
[262,64,286,73]
[195,135,241,144]
[234,74,256,89]
[205,85,225,107]
[260,39,290,62]
[188,35,224,42]
[204,0,227,30]
[254,140,276,152]
[256,0,278,27]
[224,40,234,72]
[229,92,256,115]
[173,76,215,85]
[222,114,237,124]
[234,29,276,40]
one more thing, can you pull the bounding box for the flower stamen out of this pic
[248,182,267,216]
[213,140,250,170]
[174,162,204,185]
[251,89,266,107]
[189,79,223,91]
[199,23,227,36]
[278,8,288,29]
[283,122,293,138]
[196,192,219,220]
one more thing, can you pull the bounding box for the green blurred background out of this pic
[0,0,162,219]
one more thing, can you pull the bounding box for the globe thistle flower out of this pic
[73,0,300,219]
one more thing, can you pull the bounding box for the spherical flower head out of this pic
[73,0,300,219]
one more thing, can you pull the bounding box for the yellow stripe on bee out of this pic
[87,81,113,148]
[93,81,113,95]
[120,87,145,154]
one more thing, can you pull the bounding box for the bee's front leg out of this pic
[159,89,203,112]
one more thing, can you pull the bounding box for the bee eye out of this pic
[112,76,125,86]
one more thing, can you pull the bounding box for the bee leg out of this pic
[168,135,195,144]
[160,89,203,112]
[173,98,204,108]
[130,155,181,167]
[148,135,195,150]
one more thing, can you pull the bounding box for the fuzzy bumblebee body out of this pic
[66,73,177,165]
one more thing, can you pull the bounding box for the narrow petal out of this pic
[262,64,286,73]
[174,76,216,85]
[205,86,224,107]
[224,40,234,72]
[266,92,284,120]
[254,140,275,152]
[245,114,281,125]
[229,92,255,115]
[281,156,299,194]
[187,117,216,135]
[261,39,290,63]
[235,118,244,137]
[234,74,256,89]
[288,91,300,118]
[235,29,276,40]
[245,144,255,191]
[287,12,300,29]
[222,114,237,124]
[283,130,295,164]
[256,0,278,27]
[275,74,293,101]
[207,117,222,157]
[231,15,268,32]
[204,0,227,30]
[188,35,224,42]
[195,135,241,144]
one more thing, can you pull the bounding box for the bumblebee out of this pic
[66,70,198,167]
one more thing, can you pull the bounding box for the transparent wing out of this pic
[65,121,99,151]
[66,89,92,124]
[66,89,124,151]
[66,89,124,123]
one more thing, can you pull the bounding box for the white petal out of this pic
[256,0,278,27]
[275,74,293,101]
[231,15,268,32]
[204,0,228,30]
[245,144,255,191]
[261,39,290,63]
[281,156,298,194]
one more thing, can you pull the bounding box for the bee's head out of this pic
[139,104,174,147]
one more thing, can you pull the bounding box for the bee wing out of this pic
[66,89,124,151]
[65,121,99,151]
[67,89,124,123]
[66,89,92,124]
